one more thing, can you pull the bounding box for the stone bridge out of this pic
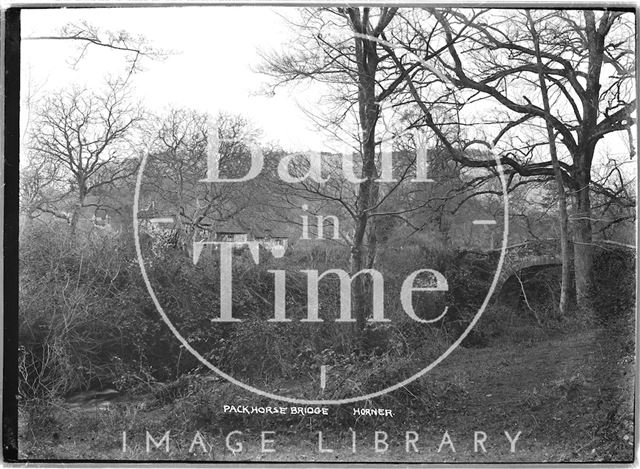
[493,240,562,294]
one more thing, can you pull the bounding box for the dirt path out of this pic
[432,328,600,407]
[415,325,634,462]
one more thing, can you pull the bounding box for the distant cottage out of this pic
[211,223,289,251]
[253,228,289,251]
[214,223,249,243]
[138,203,289,252]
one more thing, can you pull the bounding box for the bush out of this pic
[23,219,577,398]
[592,246,635,324]
[18,224,368,397]
[19,222,178,397]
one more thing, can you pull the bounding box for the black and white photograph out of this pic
[3,3,637,464]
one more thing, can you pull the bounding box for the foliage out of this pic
[592,246,636,324]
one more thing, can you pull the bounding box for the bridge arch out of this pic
[494,254,562,295]
[490,239,562,297]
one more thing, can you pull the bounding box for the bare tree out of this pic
[387,8,635,309]
[30,79,144,234]
[19,153,70,234]
[261,7,411,332]
[142,109,263,249]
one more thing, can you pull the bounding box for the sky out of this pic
[20,6,637,181]
[21,6,334,152]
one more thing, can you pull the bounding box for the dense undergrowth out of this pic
[18,221,635,460]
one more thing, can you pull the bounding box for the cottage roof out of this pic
[252,226,289,239]
[214,221,249,234]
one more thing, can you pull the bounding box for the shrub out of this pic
[19,222,180,397]
[592,246,635,324]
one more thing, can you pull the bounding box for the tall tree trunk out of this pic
[70,194,84,236]
[365,183,380,270]
[365,219,378,270]
[571,11,605,312]
[527,11,576,315]
[349,9,381,333]
[350,149,378,332]
[573,168,594,310]
[350,215,368,332]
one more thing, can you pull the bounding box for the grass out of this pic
[17,315,635,463]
